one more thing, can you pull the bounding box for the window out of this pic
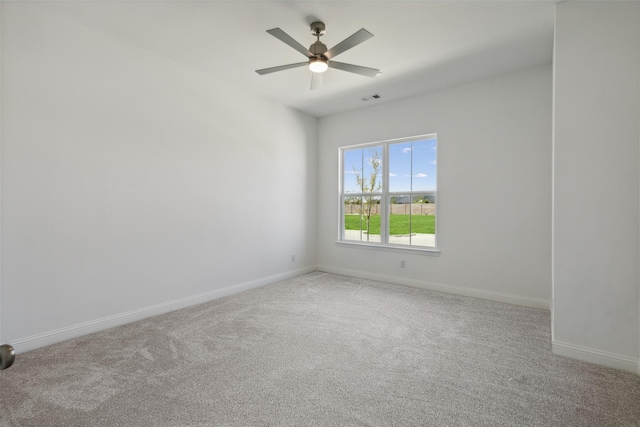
[339,134,437,251]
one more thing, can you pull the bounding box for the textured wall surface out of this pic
[553,1,640,364]
[318,66,552,304]
[0,3,317,346]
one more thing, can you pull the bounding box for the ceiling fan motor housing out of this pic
[310,40,328,56]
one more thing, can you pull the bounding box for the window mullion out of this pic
[338,149,344,241]
[381,143,389,244]
[409,142,413,246]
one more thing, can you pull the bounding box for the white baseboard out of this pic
[316,265,550,310]
[552,340,639,374]
[11,266,316,354]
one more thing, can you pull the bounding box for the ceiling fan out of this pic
[255,21,381,90]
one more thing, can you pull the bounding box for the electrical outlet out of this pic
[401,260,406,268]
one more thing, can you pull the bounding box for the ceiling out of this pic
[33,1,556,117]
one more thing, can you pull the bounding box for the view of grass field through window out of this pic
[344,213,435,235]
[341,135,437,248]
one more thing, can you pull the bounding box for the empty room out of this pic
[1,1,639,425]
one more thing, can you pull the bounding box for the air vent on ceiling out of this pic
[361,93,382,102]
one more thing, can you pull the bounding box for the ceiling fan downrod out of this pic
[309,22,328,71]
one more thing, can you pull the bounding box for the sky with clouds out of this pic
[343,137,437,195]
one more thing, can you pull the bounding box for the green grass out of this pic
[344,214,435,235]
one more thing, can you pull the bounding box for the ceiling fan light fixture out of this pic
[309,58,328,73]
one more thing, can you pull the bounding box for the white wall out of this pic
[0,3,3,346]
[0,3,317,351]
[553,2,640,373]
[317,66,552,308]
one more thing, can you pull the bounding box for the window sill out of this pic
[335,240,440,256]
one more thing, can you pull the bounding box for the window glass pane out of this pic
[343,146,382,194]
[389,142,412,192]
[388,196,411,244]
[343,196,381,242]
[343,149,362,194]
[411,138,437,192]
[409,195,436,247]
[362,147,383,194]
[343,196,363,241]
[388,195,436,247]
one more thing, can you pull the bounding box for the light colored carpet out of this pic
[1,272,639,426]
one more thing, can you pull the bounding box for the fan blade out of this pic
[310,72,323,91]
[256,62,307,75]
[329,61,380,78]
[267,28,313,58]
[324,29,373,60]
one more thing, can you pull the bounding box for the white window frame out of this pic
[337,134,439,255]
